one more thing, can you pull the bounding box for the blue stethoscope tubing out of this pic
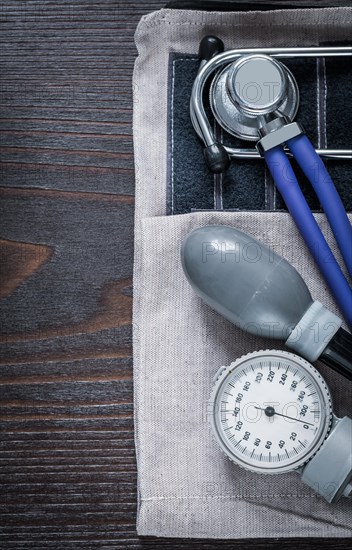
[288,134,352,280]
[264,136,352,329]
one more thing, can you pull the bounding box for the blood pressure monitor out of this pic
[210,350,352,503]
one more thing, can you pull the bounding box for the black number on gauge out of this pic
[236,393,243,403]
[297,390,305,402]
[267,371,275,382]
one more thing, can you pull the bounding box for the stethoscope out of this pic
[190,36,352,328]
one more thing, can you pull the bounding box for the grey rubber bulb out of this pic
[181,225,352,380]
[181,225,312,339]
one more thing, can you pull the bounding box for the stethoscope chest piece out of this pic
[209,54,299,140]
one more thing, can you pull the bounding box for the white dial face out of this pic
[211,351,332,473]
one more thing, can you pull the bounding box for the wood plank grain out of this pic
[0,188,134,339]
[0,239,54,299]
[0,0,158,197]
[0,163,135,195]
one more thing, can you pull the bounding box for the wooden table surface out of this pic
[0,1,350,548]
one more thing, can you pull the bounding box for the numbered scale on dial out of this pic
[210,350,333,474]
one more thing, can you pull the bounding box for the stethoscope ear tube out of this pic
[286,134,352,280]
[264,144,352,329]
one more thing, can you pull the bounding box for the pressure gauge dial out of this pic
[210,350,333,474]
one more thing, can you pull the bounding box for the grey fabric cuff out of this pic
[132,7,352,539]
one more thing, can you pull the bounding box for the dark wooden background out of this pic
[0,1,350,548]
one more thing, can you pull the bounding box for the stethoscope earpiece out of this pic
[198,35,224,62]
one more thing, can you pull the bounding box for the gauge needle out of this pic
[254,406,314,426]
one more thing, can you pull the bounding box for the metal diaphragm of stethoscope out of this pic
[190,37,352,329]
